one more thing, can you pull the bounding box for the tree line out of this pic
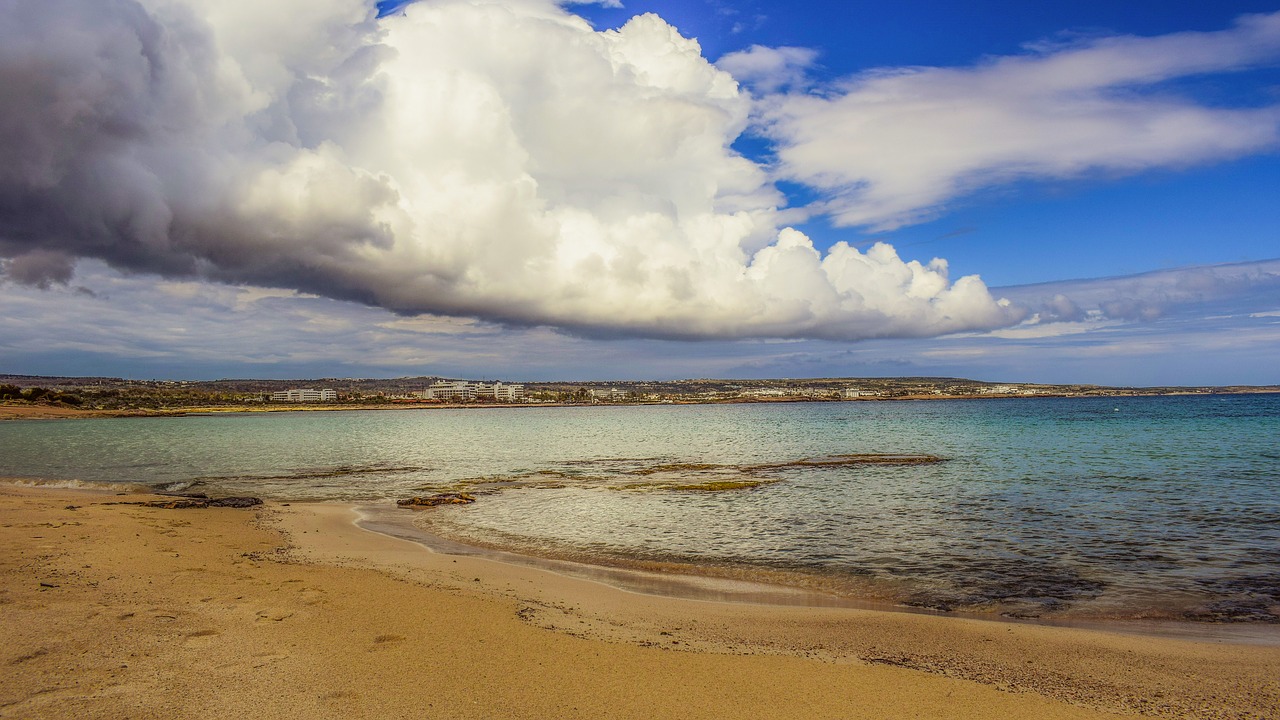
[0,384,84,405]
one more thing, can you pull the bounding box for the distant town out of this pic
[1,374,1277,416]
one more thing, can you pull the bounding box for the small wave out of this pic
[444,470,607,492]
[560,457,664,467]
[630,462,726,476]
[192,463,430,484]
[620,479,780,493]
[265,464,430,480]
[749,454,946,471]
[2,477,147,492]
[151,480,208,495]
[442,454,947,494]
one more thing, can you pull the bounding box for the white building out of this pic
[476,382,524,402]
[418,381,474,401]
[742,388,786,397]
[417,381,524,402]
[271,388,337,402]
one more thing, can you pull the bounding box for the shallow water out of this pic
[2,394,1277,621]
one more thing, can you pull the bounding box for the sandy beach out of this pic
[2,484,1277,720]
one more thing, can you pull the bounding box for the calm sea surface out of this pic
[3,395,1278,621]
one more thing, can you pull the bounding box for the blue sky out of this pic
[1,0,1278,384]
[573,0,1280,59]
[566,0,1280,285]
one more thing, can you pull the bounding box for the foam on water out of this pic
[1,477,148,493]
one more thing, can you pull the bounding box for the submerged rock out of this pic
[1188,575,1280,622]
[397,492,476,508]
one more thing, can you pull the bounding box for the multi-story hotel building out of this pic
[417,381,524,402]
[271,388,337,402]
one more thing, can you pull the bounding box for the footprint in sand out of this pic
[9,647,49,665]
[249,651,291,669]
[296,587,327,606]
[370,634,404,650]
[255,609,295,622]
[183,629,220,646]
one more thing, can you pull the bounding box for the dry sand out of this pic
[0,403,548,422]
[0,405,109,420]
[2,485,1277,720]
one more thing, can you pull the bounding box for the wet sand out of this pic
[2,485,1278,719]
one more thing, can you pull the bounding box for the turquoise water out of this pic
[2,394,1277,621]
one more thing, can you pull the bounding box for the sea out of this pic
[2,393,1278,624]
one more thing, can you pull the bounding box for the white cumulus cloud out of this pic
[758,11,1280,229]
[717,45,818,93]
[0,0,1020,341]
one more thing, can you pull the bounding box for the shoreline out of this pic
[4,484,1278,719]
[5,387,1280,421]
[349,501,1280,646]
[6,476,1280,633]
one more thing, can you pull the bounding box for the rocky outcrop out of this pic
[396,493,476,508]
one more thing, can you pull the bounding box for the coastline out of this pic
[354,501,1280,644]
[0,402,545,420]
[4,485,1277,719]
[5,386,1280,421]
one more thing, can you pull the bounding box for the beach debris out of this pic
[241,546,291,562]
[397,492,476,508]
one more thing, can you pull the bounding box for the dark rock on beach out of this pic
[122,497,263,510]
[397,493,476,508]
[137,499,208,509]
[207,497,265,508]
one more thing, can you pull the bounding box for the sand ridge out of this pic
[2,485,1276,719]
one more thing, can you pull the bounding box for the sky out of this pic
[1,0,1278,384]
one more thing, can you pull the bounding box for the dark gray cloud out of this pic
[1,249,76,288]
[2,0,217,274]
